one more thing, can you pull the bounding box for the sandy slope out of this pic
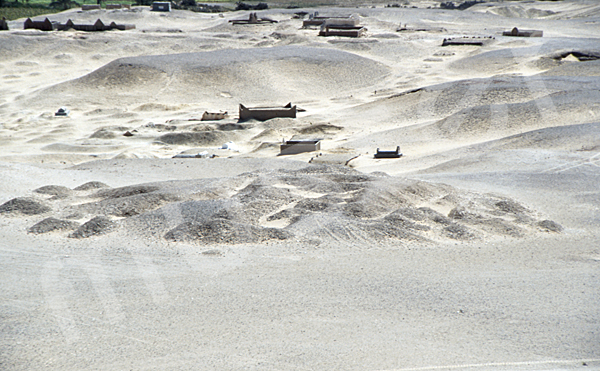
[1,0,600,370]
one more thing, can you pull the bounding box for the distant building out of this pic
[503,27,543,37]
[152,2,171,12]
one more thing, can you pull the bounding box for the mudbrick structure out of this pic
[319,25,366,37]
[24,18,135,31]
[230,13,277,25]
[201,111,228,121]
[315,15,365,37]
[374,147,402,159]
[503,27,543,37]
[280,139,321,155]
[239,103,297,121]
[24,18,54,31]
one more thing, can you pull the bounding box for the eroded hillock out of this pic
[5,164,563,244]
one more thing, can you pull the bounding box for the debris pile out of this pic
[1,165,563,245]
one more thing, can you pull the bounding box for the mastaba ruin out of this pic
[239,103,297,121]
[314,15,365,37]
[280,139,321,155]
[319,25,366,37]
[374,146,402,159]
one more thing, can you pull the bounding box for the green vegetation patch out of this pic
[0,7,60,21]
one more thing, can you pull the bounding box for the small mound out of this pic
[74,181,110,191]
[549,50,600,62]
[28,217,79,234]
[165,219,291,244]
[382,211,431,231]
[541,59,600,77]
[156,132,226,146]
[33,185,73,198]
[217,123,247,131]
[494,200,528,214]
[443,223,476,240]
[77,193,180,217]
[486,5,555,18]
[297,124,342,135]
[448,207,524,237]
[69,216,115,239]
[0,198,51,216]
[538,219,563,233]
[94,185,159,199]
[134,103,186,112]
[90,127,131,139]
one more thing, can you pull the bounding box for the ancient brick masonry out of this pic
[24,18,135,31]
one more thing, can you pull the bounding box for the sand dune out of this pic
[473,1,600,20]
[25,45,390,109]
[463,121,600,151]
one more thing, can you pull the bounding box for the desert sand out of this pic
[1,0,599,369]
